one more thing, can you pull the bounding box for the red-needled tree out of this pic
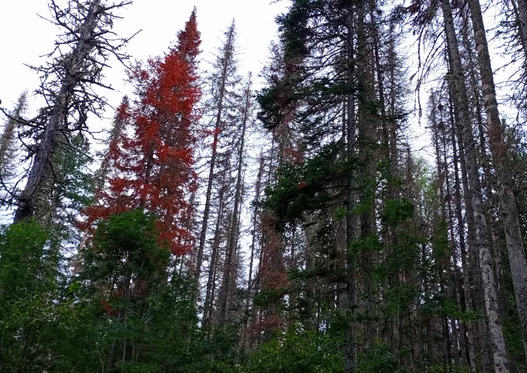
[83,10,201,256]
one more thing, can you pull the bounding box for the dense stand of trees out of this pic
[1,0,527,372]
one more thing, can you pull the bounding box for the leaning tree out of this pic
[11,0,134,225]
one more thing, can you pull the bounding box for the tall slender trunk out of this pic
[218,76,251,323]
[202,177,228,327]
[14,0,102,224]
[431,93,460,368]
[459,11,509,322]
[96,96,129,193]
[510,0,527,59]
[451,117,477,372]
[467,0,527,364]
[240,154,265,349]
[0,92,26,181]
[344,3,357,372]
[451,93,494,373]
[356,0,377,346]
[440,0,510,371]
[194,23,237,281]
[440,106,463,368]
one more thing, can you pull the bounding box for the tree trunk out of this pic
[202,178,228,327]
[218,75,251,323]
[0,92,26,183]
[96,96,129,193]
[344,3,357,372]
[14,0,102,224]
[356,0,377,347]
[440,0,510,371]
[240,154,265,349]
[510,0,527,60]
[467,0,527,364]
[194,22,237,281]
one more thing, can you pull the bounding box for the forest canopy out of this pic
[1,0,527,372]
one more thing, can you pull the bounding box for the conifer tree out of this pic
[468,2,527,363]
[84,10,201,256]
[195,20,240,281]
[0,222,58,373]
[95,96,131,194]
[14,0,133,225]
[0,92,28,206]
[256,2,418,371]
[217,74,253,324]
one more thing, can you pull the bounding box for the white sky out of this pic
[0,0,287,116]
[0,0,516,169]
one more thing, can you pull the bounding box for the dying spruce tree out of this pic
[83,10,201,256]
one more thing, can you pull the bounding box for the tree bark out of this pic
[202,177,227,327]
[14,0,103,224]
[194,22,237,281]
[14,0,131,225]
[441,0,510,371]
[0,92,26,181]
[218,75,251,323]
[240,154,265,349]
[510,0,527,60]
[344,3,357,372]
[467,0,527,365]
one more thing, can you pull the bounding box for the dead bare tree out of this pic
[11,0,136,225]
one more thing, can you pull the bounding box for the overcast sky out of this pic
[0,0,287,116]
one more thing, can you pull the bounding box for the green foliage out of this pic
[428,365,471,373]
[503,312,527,372]
[276,0,319,60]
[0,221,57,373]
[49,273,206,373]
[381,198,414,227]
[257,84,291,131]
[49,133,95,250]
[501,258,527,372]
[120,362,160,373]
[246,327,344,373]
[254,288,287,308]
[192,324,242,372]
[356,342,399,373]
[56,134,95,212]
[84,208,170,288]
[0,221,49,296]
[48,209,243,373]
[265,141,353,228]
[349,234,383,255]
[431,218,449,263]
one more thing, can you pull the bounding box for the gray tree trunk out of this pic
[96,96,129,193]
[218,75,251,324]
[240,154,265,349]
[344,3,357,372]
[15,0,131,224]
[468,0,527,365]
[194,21,237,281]
[202,177,227,327]
[15,0,103,224]
[510,0,527,59]
[440,0,511,371]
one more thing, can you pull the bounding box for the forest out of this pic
[1,0,527,372]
